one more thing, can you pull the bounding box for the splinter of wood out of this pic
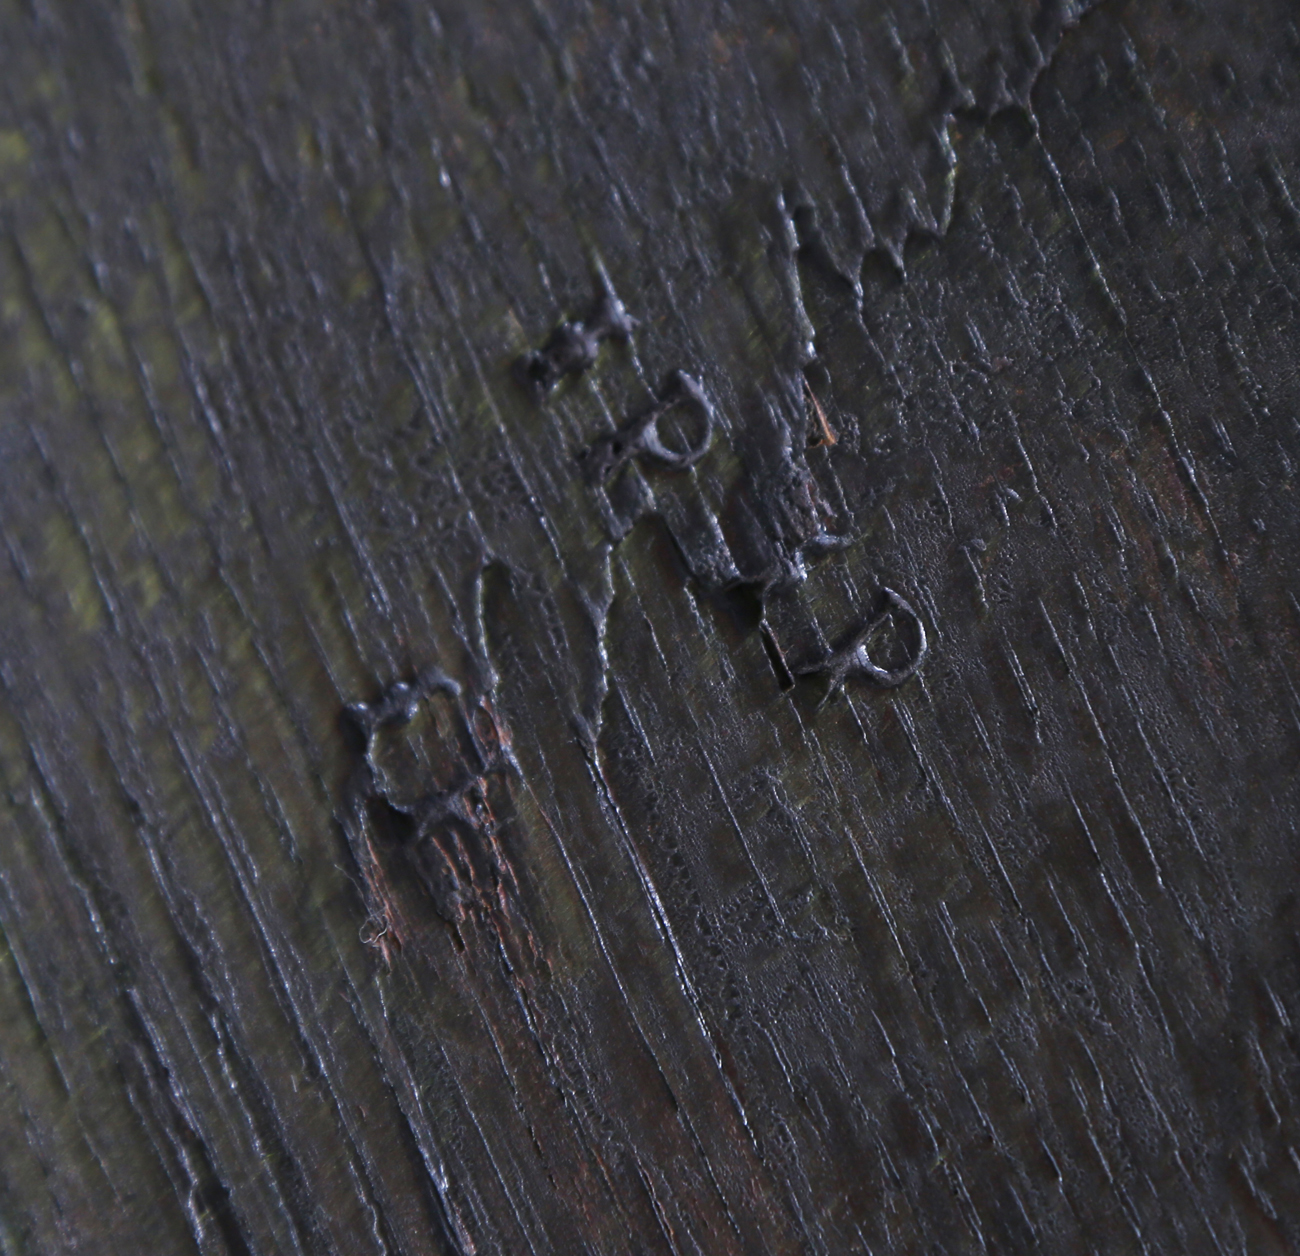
[797,587,930,701]
[515,288,637,394]
[580,369,715,483]
[804,375,837,447]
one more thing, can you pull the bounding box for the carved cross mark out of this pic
[514,288,637,395]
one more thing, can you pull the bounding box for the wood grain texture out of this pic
[1,0,1299,1251]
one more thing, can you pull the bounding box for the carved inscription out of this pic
[342,668,520,955]
[579,370,715,483]
[793,588,930,702]
[518,274,931,701]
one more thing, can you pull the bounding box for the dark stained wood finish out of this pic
[1,0,1299,1250]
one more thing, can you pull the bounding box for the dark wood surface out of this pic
[2,0,1299,1250]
